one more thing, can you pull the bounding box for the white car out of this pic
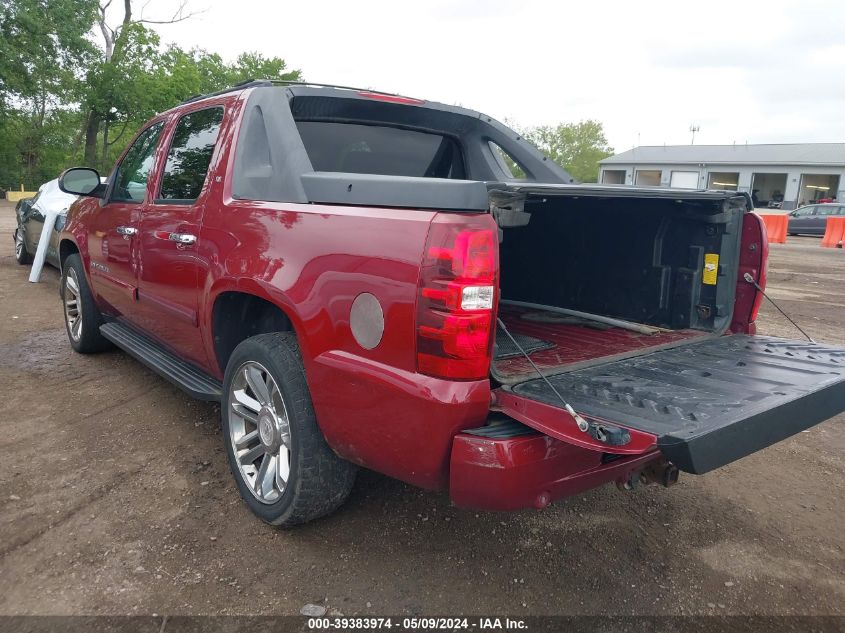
[14,178,87,267]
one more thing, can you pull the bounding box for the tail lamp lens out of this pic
[416,215,498,380]
[748,213,769,325]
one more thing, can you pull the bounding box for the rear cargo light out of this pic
[416,214,499,380]
[357,91,425,105]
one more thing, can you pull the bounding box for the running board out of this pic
[100,321,222,401]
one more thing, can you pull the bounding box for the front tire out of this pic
[61,254,111,353]
[15,230,32,265]
[222,332,358,527]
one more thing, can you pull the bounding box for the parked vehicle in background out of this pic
[787,203,845,236]
[13,196,36,263]
[14,178,79,267]
[54,81,845,527]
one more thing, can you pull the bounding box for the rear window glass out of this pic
[295,122,466,179]
[489,141,528,179]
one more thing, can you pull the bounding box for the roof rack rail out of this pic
[180,79,271,104]
[179,78,418,105]
[269,80,416,100]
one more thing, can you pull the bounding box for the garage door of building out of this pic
[670,171,699,189]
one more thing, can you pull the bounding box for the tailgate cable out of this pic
[496,317,630,446]
[743,273,815,343]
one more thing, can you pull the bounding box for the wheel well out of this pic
[212,292,293,373]
[59,240,79,266]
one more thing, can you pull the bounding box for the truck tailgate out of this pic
[507,335,845,474]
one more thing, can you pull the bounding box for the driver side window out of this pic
[795,206,816,217]
[111,122,164,203]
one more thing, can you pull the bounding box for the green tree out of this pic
[227,52,300,85]
[0,0,98,187]
[0,0,301,190]
[524,120,613,183]
[82,1,302,170]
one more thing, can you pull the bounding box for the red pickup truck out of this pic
[57,81,845,527]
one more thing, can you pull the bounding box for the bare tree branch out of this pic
[94,1,203,63]
[107,119,130,146]
[135,0,204,25]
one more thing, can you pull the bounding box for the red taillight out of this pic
[416,214,498,380]
[731,212,769,334]
[747,214,769,325]
[749,268,768,325]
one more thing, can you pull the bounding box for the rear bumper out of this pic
[449,431,663,511]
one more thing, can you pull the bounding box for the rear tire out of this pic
[222,332,358,527]
[15,230,32,265]
[61,254,111,353]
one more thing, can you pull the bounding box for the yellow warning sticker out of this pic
[703,253,719,285]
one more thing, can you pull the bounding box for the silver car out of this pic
[787,203,845,236]
[14,178,80,267]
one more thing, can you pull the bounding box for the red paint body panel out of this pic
[310,351,490,489]
[493,389,657,455]
[450,432,662,511]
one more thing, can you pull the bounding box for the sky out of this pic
[129,0,845,153]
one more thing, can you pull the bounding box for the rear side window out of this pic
[159,107,224,202]
[112,122,164,202]
[296,121,465,179]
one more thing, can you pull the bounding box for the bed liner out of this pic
[492,305,709,384]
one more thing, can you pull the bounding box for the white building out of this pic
[598,143,845,210]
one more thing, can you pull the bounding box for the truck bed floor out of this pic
[494,305,708,383]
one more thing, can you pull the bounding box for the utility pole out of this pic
[689,124,700,145]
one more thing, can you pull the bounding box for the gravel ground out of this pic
[0,200,843,617]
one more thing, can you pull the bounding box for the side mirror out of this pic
[58,167,105,198]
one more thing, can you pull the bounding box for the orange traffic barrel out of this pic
[758,213,788,244]
[821,216,845,248]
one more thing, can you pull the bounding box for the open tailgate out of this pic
[505,335,845,474]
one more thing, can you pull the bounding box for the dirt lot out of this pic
[0,200,843,617]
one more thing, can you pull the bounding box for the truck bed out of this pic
[493,305,709,383]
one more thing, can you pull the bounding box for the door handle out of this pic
[116,225,137,236]
[170,233,197,245]
[153,231,197,245]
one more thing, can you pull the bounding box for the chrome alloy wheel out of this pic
[228,361,292,504]
[14,231,24,260]
[63,267,83,342]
